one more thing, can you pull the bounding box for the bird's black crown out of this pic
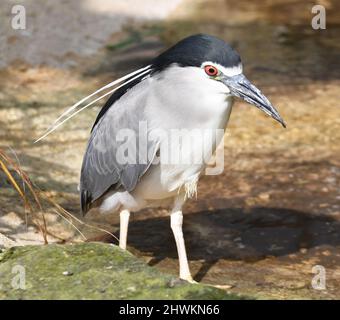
[152,34,241,72]
[92,34,241,131]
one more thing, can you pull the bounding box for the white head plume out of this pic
[34,65,152,143]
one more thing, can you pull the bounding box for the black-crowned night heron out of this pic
[38,34,285,282]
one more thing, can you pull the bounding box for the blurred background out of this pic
[0,0,339,299]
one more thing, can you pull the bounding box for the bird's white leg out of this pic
[170,197,193,282]
[119,209,130,250]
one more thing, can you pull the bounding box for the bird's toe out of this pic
[167,276,197,287]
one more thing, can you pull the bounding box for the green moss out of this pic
[0,243,244,300]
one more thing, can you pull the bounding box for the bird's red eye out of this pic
[204,65,218,76]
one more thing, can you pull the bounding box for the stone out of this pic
[0,242,244,300]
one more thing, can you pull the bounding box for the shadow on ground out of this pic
[95,207,339,282]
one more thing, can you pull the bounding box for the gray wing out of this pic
[80,82,159,214]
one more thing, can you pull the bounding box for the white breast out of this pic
[133,65,234,201]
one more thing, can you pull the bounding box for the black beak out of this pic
[221,74,286,128]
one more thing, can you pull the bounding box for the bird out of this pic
[38,34,285,282]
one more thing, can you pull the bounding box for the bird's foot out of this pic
[167,276,197,288]
[182,276,198,284]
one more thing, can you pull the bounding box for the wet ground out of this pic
[1,0,340,299]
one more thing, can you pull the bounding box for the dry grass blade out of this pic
[0,158,24,198]
[0,148,48,244]
[43,195,118,242]
[0,148,118,245]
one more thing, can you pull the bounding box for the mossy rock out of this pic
[0,243,243,299]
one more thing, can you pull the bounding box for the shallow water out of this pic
[163,0,340,83]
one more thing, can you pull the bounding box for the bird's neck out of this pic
[146,65,234,131]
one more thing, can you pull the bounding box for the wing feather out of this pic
[80,79,158,215]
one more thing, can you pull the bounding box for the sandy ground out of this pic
[1,0,340,299]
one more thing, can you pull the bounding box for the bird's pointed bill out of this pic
[222,74,286,127]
